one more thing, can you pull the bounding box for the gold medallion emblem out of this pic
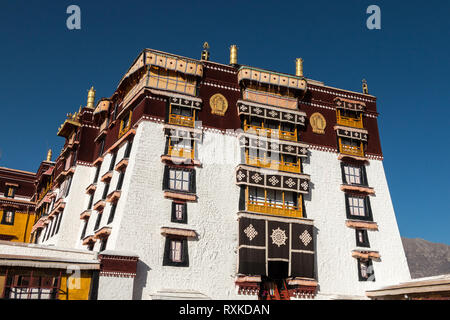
[210,93,228,116]
[310,112,326,134]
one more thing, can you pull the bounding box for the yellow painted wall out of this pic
[0,210,35,243]
[59,271,93,300]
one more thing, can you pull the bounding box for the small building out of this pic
[0,241,138,300]
[0,167,36,242]
[366,275,450,300]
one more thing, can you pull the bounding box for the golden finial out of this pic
[201,42,210,61]
[362,79,369,94]
[87,86,96,109]
[230,45,238,66]
[46,149,52,162]
[296,58,304,77]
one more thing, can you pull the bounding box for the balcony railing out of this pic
[168,146,194,159]
[168,114,195,128]
[336,114,363,129]
[339,140,365,157]
[247,200,302,218]
[244,124,297,142]
[246,155,301,174]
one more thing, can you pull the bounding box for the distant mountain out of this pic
[402,237,450,279]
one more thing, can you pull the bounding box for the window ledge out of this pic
[100,171,113,183]
[106,190,121,203]
[94,226,112,239]
[85,183,97,194]
[163,191,197,202]
[114,158,129,172]
[93,200,106,212]
[346,220,378,231]
[160,227,197,238]
[160,155,201,167]
[82,235,97,246]
[352,250,381,260]
[80,210,92,220]
[341,184,375,195]
[338,154,368,162]
[93,156,104,166]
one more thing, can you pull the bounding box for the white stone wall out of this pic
[39,119,410,300]
[108,121,252,299]
[39,165,92,248]
[303,149,410,298]
[97,275,134,300]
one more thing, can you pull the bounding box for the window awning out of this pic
[160,227,197,238]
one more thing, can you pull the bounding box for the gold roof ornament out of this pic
[230,45,238,65]
[87,86,96,109]
[201,42,210,61]
[46,149,52,162]
[296,58,304,77]
[362,79,369,94]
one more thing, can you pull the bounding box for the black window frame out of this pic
[93,165,101,183]
[64,175,72,197]
[163,237,189,267]
[124,140,133,158]
[80,219,88,240]
[100,238,108,252]
[1,209,15,225]
[116,171,125,191]
[102,183,110,200]
[98,138,105,158]
[94,212,102,231]
[357,259,375,282]
[355,229,370,248]
[345,194,373,222]
[109,152,117,171]
[107,204,117,224]
[341,162,368,187]
[171,202,187,224]
[4,186,16,199]
[163,166,196,194]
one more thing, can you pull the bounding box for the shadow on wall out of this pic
[132,260,151,300]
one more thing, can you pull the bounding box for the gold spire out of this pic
[229,45,238,65]
[295,58,304,77]
[46,149,52,162]
[86,86,96,109]
[362,79,369,94]
[201,42,210,61]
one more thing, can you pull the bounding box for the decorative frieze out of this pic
[238,134,309,157]
[237,100,306,126]
[236,165,310,194]
[163,125,202,141]
[335,126,368,142]
[334,97,366,112]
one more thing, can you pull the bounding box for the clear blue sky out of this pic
[0,1,449,244]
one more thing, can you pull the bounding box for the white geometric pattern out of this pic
[268,176,279,186]
[251,173,263,183]
[244,224,258,241]
[237,171,245,181]
[301,181,309,191]
[285,178,296,188]
[271,228,288,247]
[299,230,312,246]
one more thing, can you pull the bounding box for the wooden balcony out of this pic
[168,146,194,159]
[336,114,363,129]
[246,155,301,174]
[244,124,297,142]
[247,200,302,218]
[339,140,365,157]
[168,114,195,128]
